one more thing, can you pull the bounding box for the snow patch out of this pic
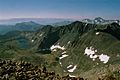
[84,47,97,56]
[100,19,103,22]
[69,75,76,77]
[39,34,43,37]
[59,54,68,59]
[99,54,110,64]
[67,65,73,68]
[96,63,99,65]
[84,46,110,63]
[85,23,88,26]
[67,41,71,44]
[62,51,67,54]
[59,62,62,65]
[95,50,97,52]
[59,61,62,66]
[90,54,98,58]
[96,32,100,35]
[31,40,34,42]
[95,20,98,23]
[53,49,57,52]
[114,20,118,23]
[50,44,65,51]
[117,54,120,57]
[90,54,98,61]
[68,65,77,72]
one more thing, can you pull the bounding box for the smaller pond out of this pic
[17,38,30,49]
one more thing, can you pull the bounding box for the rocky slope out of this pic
[0,59,85,80]
[0,59,119,80]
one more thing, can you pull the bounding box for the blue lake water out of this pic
[17,38,30,49]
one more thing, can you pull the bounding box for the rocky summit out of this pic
[0,59,85,80]
[0,59,119,80]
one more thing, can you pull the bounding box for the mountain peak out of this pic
[94,17,104,20]
[71,21,83,24]
[94,17,105,23]
[15,21,40,26]
[82,17,120,24]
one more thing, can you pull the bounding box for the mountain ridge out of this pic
[0,18,74,25]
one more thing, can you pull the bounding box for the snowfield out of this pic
[50,44,65,51]
[68,65,77,72]
[67,41,71,44]
[96,32,100,35]
[59,54,68,59]
[84,46,110,63]
[31,40,34,42]
[84,47,97,56]
[69,75,76,77]
[62,51,67,54]
[67,65,73,68]
[99,54,110,64]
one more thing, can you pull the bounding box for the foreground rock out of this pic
[0,59,119,80]
[0,59,84,80]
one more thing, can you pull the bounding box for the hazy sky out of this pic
[0,0,120,20]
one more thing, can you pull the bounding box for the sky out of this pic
[0,0,120,20]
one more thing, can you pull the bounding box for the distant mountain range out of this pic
[0,17,120,25]
[0,21,43,35]
[0,18,74,35]
[0,18,74,25]
[51,21,73,26]
[82,17,120,24]
[0,17,120,35]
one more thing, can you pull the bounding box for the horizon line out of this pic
[0,17,79,20]
[0,17,119,21]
